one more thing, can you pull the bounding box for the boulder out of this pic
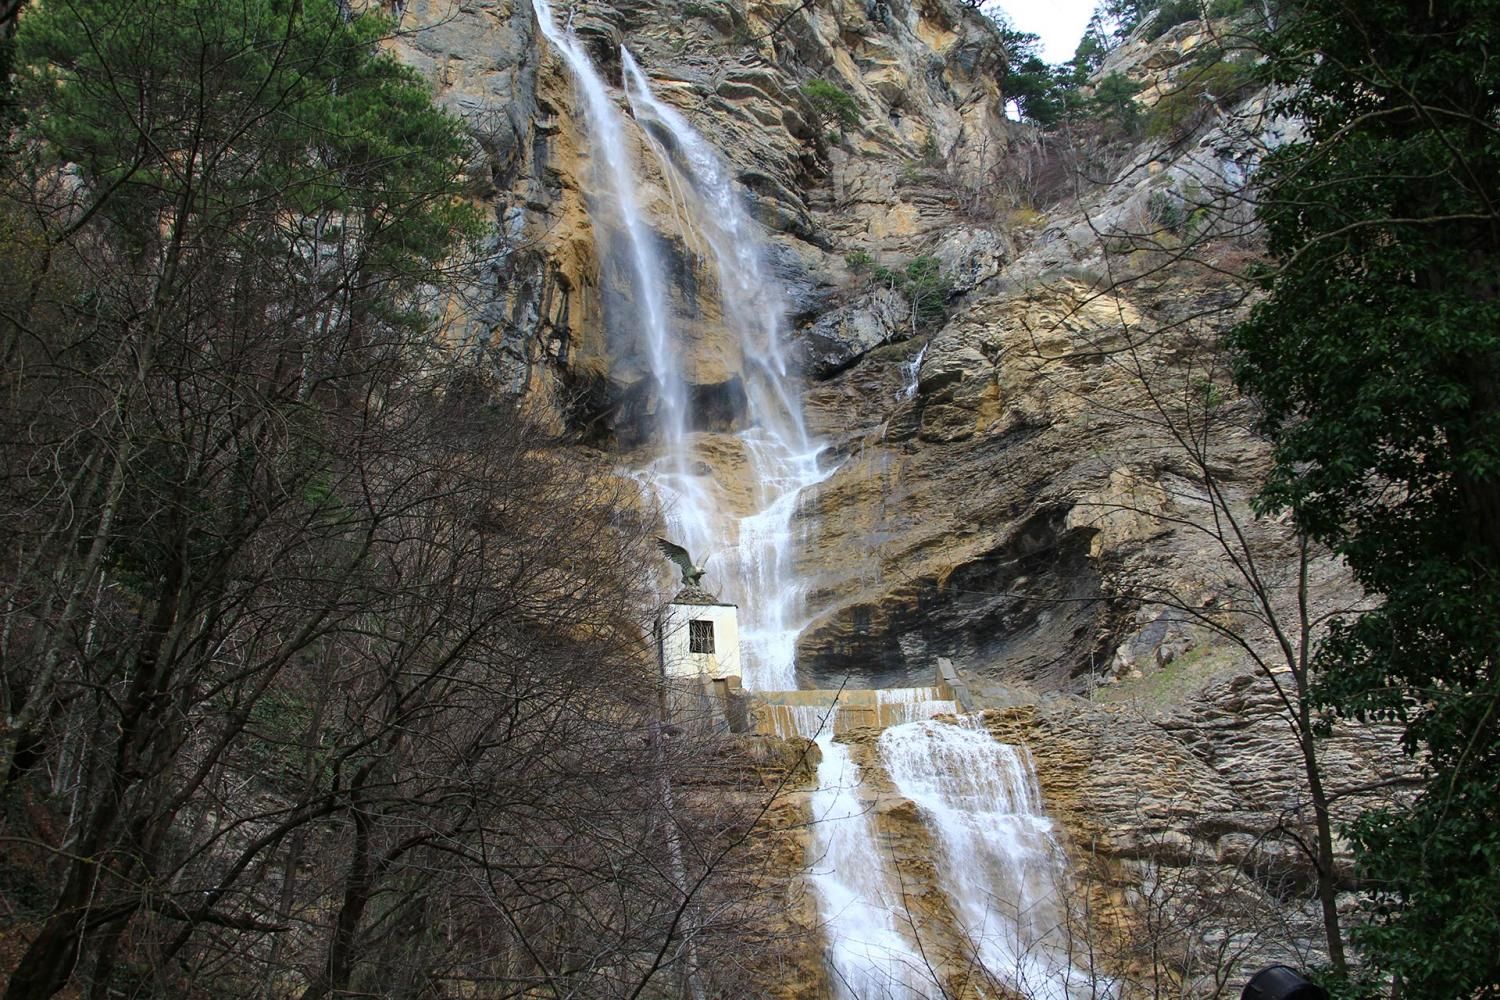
[930,225,1007,293]
[796,287,908,378]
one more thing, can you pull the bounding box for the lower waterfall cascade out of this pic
[880,720,1108,999]
[807,732,942,999]
[531,8,1102,995]
[762,693,1108,998]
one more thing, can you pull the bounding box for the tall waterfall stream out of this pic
[533,6,1103,994]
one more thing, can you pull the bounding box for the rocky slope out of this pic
[388,1,1405,991]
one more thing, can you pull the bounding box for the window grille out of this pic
[689,619,715,654]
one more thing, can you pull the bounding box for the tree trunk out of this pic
[1299,703,1347,975]
[0,456,125,794]
[301,803,375,1000]
[4,550,185,999]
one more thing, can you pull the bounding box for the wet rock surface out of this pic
[381,2,1406,991]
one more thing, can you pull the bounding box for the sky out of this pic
[984,0,1098,63]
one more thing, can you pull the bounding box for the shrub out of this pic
[1143,0,1202,39]
[920,133,941,165]
[1148,189,1185,233]
[1206,0,1247,16]
[1144,57,1258,139]
[872,255,954,330]
[801,78,861,136]
[1092,71,1145,133]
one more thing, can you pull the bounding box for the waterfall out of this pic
[530,19,1101,996]
[781,705,942,1000]
[810,737,944,1000]
[529,0,704,533]
[620,47,830,692]
[879,720,1109,999]
[898,342,928,400]
[760,687,961,740]
[876,686,958,726]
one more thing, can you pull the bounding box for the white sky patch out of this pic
[984,0,1098,63]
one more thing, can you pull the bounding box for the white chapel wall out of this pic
[661,602,740,681]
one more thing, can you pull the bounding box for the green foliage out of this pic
[1070,12,1113,76]
[872,255,953,329]
[241,688,320,789]
[969,11,1072,127]
[1145,56,1258,139]
[984,7,1154,131]
[1004,54,1071,127]
[1229,0,1500,993]
[983,16,1088,128]
[1098,0,1152,35]
[1147,189,1185,233]
[801,78,861,137]
[1100,0,1195,37]
[11,0,486,596]
[13,0,484,285]
[1091,71,1145,132]
[1304,966,1387,1000]
[1142,0,1202,40]
[1100,0,1249,39]
[845,250,874,273]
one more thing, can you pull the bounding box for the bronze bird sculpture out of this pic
[657,537,709,588]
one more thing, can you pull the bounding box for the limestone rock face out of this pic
[389,0,1008,446]
[930,225,1008,293]
[380,3,1405,991]
[797,287,907,379]
[967,681,1412,992]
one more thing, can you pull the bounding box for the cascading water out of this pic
[532,17,1099,996]
[619,51,809,447]
[879,720,1110,999]
[530,0,707,536]
[810,736,943,1000]
[898,342,928,401]
[620,48,830,692]
[779,704,942,1000]
[876,686,958,726]
[760,688,961,741]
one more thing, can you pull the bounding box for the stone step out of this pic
[750,684,960,738]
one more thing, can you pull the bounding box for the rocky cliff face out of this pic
[393,0,1009,443]
[389,2,1403,991]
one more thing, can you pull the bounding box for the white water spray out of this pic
[778,705,941,1000]
[811,738,942,1000]
[876,686,957,726]
[530,1,699,502]
[620,48,829,691]
[898,342,928,401]
[879,719,1110,999]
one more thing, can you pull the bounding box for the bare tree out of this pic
[0,3,791,998]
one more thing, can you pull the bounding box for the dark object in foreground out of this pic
[1242,966,1329,1000]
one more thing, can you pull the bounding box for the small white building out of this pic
[659,585,741,681]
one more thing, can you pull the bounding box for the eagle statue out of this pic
[656,537,709,588]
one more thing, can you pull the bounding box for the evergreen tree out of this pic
[1230,0,1500,994]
